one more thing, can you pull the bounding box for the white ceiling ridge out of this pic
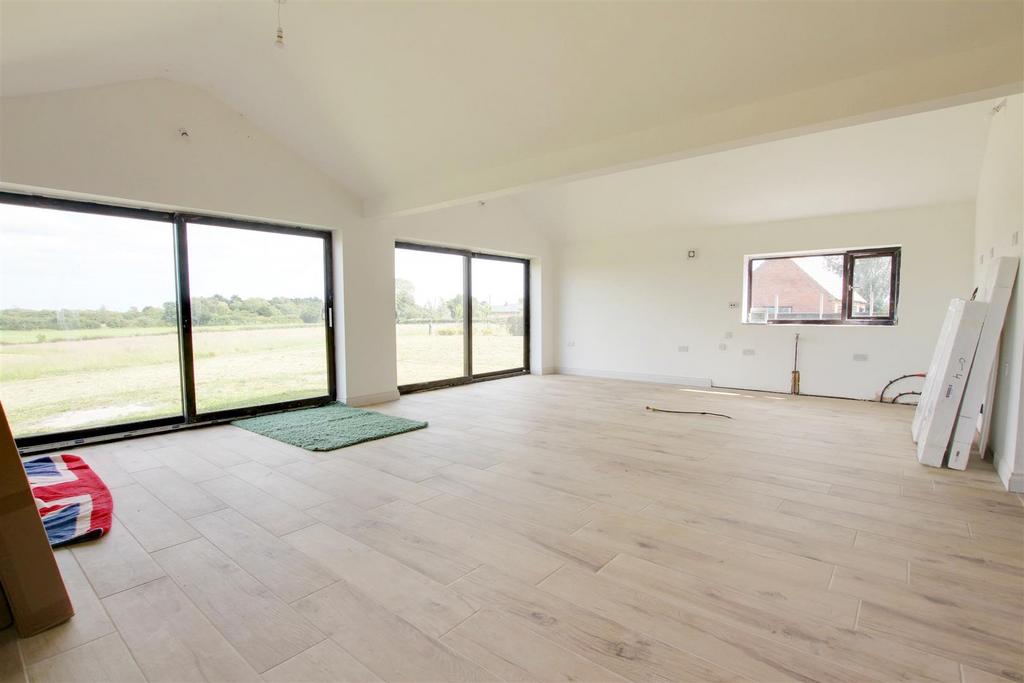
[364,39,1022,219]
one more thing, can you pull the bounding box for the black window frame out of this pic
[395,241,530,394]
[745,246,900,326]
[0,191,336,453]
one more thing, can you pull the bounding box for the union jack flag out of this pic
[25,454,113,547]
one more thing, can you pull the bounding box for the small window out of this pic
[746,247,899,325]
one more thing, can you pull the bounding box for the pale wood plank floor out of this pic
[7,375,1023,682]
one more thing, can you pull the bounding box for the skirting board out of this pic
[346,390,401,407]
[556,367,713,388]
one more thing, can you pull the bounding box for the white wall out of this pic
[974,95,1024,491]
[557,203,975,400]
[0,79,556,407]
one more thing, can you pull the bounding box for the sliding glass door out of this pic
[472,256,527,376]
[187,222,330,414]
[0,202,182,439]
[394,247,466,387]
[0,193,335,449]
[395,242,529,393]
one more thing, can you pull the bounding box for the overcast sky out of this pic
[1,203,523,313]
[0,204,324,311]
[395,248,525,308]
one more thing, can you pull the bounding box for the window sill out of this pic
[742,321,898,327]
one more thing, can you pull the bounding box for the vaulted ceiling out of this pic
[509,98,995,241]
[1,1,1021,216]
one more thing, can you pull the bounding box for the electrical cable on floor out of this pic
[645,406,733,419]
[879,373,925,402]
[890,391,921,406]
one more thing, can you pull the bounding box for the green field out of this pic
[0,321,525,438]
[0,325,328,437]
[396,322,525,386]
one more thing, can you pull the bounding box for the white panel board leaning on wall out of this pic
[913,299,987,467]
[948,256,1020,470]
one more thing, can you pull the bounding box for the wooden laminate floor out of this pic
[6,375,1023,683]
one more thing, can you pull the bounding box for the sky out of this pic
[395,248,525,308]
[0,202,522,313]
[0,203,325,311]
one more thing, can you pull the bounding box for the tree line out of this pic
[0,295,324,330]
[396,279,524,335]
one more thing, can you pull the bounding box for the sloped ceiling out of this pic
[1,1,1021,215]
[508,99,994,242]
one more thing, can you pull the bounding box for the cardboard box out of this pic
[0,402,73,636]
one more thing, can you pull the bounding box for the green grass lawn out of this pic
[396,322,525,385]
[0,322,525,438]
[0,325,328,437]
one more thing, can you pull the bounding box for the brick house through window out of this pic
[749,257,867,322]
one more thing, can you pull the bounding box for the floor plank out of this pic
[151,538,324,673]
[26,633,145,683]
[69,523,164,599]
[293,580,497,682]
[17,551,115,665]
[0,626,26,683]
[102,577,259,682]
[259,639,380,683]
[283,523,478,638]
[190,508,336,603]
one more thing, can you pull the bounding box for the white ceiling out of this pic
[509,98,995,241]
[1,1,1020,215]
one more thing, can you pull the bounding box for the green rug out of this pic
[232,402,427,451]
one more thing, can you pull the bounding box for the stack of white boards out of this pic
[912,256,1019,469]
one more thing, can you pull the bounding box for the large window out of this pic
[746,247,900,325]
[0,204,182,438]
[395,243,529,392]
[0,193,335,448]
[394,247,466,387]
[187,222,330,413]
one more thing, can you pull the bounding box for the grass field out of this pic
[0,325,328,437]
[0,321,524,437]
[396,322,525,386]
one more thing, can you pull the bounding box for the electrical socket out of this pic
[853,353,869,362]
[678,345,689,353]
[728,302,739,309]
[718,343,728,351]
[742,349,755,356]
[567,340,575,347]
[724,331,733,339]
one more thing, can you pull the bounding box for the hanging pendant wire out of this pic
[275,0,284,49]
